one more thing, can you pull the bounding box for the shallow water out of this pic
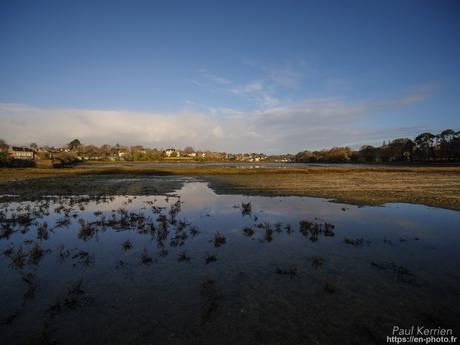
[78,161,396,169]
[1,180,459,345]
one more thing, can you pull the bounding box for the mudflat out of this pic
[1,166,459,210]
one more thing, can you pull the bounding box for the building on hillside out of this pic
[8,146,35,160]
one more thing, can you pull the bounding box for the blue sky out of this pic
[0,0,459,153]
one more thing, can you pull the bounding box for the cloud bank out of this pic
[0,92,427,153]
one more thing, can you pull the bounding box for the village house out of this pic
[8,146,35,160]
[117,148,129,158]
[164,148,179,157]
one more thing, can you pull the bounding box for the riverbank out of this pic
[1,166,459,210]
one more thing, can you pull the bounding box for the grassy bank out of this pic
[1,166,459,210]
[206,171,460,210]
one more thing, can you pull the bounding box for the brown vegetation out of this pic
[0,165,459,210]
[206,169,460,210]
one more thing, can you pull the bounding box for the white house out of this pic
[8,146,35,160]
[165,148,179,157]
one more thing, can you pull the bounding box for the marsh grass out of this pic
[78,219,96,241]
[22,272,38,303]
[71,250,95,266]
[263,222,273,242]
[274,222,282,233]
[37,222,49,240]
[46,299,63,318]
[275,265,297,278]
[63,279,90,309]
[241,202,252,216]
[57,245,71,263]
[3,247,13,257]
[178,250,191,262]
[54,216,71,229]
[205,168,460,211]
[311,256,325,269]
[122,239,133,252]
[8,247,27,270]
[141,248,153,264]
[190,226,200,237]
[212,232,226,247]
[4,166,460,209]
[344,238,364,246]
[371,261,416,285]
[299,220,336,242]
[0,223,13,239]
[243,227,254,237]
[28,243,50,265]
[205,253,217,264]
[200,279,219,323]
[371,262,413,276]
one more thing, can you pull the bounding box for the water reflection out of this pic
[0,181,459,344]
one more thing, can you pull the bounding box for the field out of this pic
[1,165,460,210]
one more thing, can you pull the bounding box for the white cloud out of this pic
[0,89,430,153]
[196,69,231,85]
[243,59,309,89]
[375,83,438,109]
[265,64,305,88]
[230,81,265,94]
[211,125,224,138]
[191,80,208,87]
[194,62,305,109]
[258,94,280,107]
[0,103,225,150]
[229,80,281,108]
[254,97,366,128]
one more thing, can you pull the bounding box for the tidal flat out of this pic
[1,165,460,209]
[1,177,460,345]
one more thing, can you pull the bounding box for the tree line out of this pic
[1,128,459,165]
[0,138,238,164]
[295,129,460,163]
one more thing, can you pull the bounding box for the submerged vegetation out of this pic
[141,248,153,264]
[212,232,226,247]
[311,256,325,269]
[275,265,298,278]
[241,201,252,216]
[205,253,217,264]
[122,239,133,252]
[200,279,220,324]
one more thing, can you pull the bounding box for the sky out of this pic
[0,0,459,153]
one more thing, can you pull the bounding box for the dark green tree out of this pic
[438,129,456,160]
[0,139,8,151]
[359,145,379,162]
[415,132,435,160]
[68,139,82,151]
